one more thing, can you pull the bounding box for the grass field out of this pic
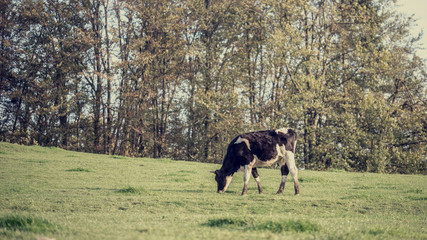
[0,142,426,239]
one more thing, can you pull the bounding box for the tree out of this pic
[0,0,88,147]
[0,0,425,173]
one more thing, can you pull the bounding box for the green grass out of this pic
[0,215,58,233]
[0,142,426,239]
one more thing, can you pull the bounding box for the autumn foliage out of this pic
[1,0,426,173]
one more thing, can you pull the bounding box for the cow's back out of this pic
[238,130,280,161]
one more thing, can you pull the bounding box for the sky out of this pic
[396,0,427,61]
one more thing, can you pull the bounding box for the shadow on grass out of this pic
[116,187,149,194]
[203,218,319,233]
[66,167,91,172]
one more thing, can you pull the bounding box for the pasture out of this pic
[0,142,426,239]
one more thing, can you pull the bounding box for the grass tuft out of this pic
[204,218,319,233]
[253,220,319,233]
[0,215,57,233]
[205,218,247,228]
[367,228,386,236]
[66,167,91,172]
[408,196,427,201]
[407,188,423,194]
[116,187,147,194]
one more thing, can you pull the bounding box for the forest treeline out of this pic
[1,0,426,173]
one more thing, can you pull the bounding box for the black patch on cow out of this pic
[237,130,279,161]
[235,129,296,161]
[281,164,290,176]
[251,168,260,178]
[220,141,252,176]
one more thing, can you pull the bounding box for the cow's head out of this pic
[212,169,232,193]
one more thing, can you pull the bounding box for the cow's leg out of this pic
[251,168,263,194]
[276,164,289,194]
[286,151,300,195]
[241,165,252,196]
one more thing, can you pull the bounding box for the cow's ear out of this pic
[210,170,219,174]
[210,170,216,174]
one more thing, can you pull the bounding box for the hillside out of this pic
[0,142,426,239]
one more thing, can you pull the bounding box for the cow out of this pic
[212,128,300,196]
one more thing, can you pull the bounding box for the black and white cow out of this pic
[212,128,300,196]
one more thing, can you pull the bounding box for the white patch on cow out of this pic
[251,144,285,168]
[243,165,251,185]
[234,137,251,150]
[241,165,252,195]
[254,176,261,184]
[279,145,287,157]
[275,128,290,135]
[284,151,297,172]
[220,175,233,193]
[280,175,288,185]
[284,150,299,194]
